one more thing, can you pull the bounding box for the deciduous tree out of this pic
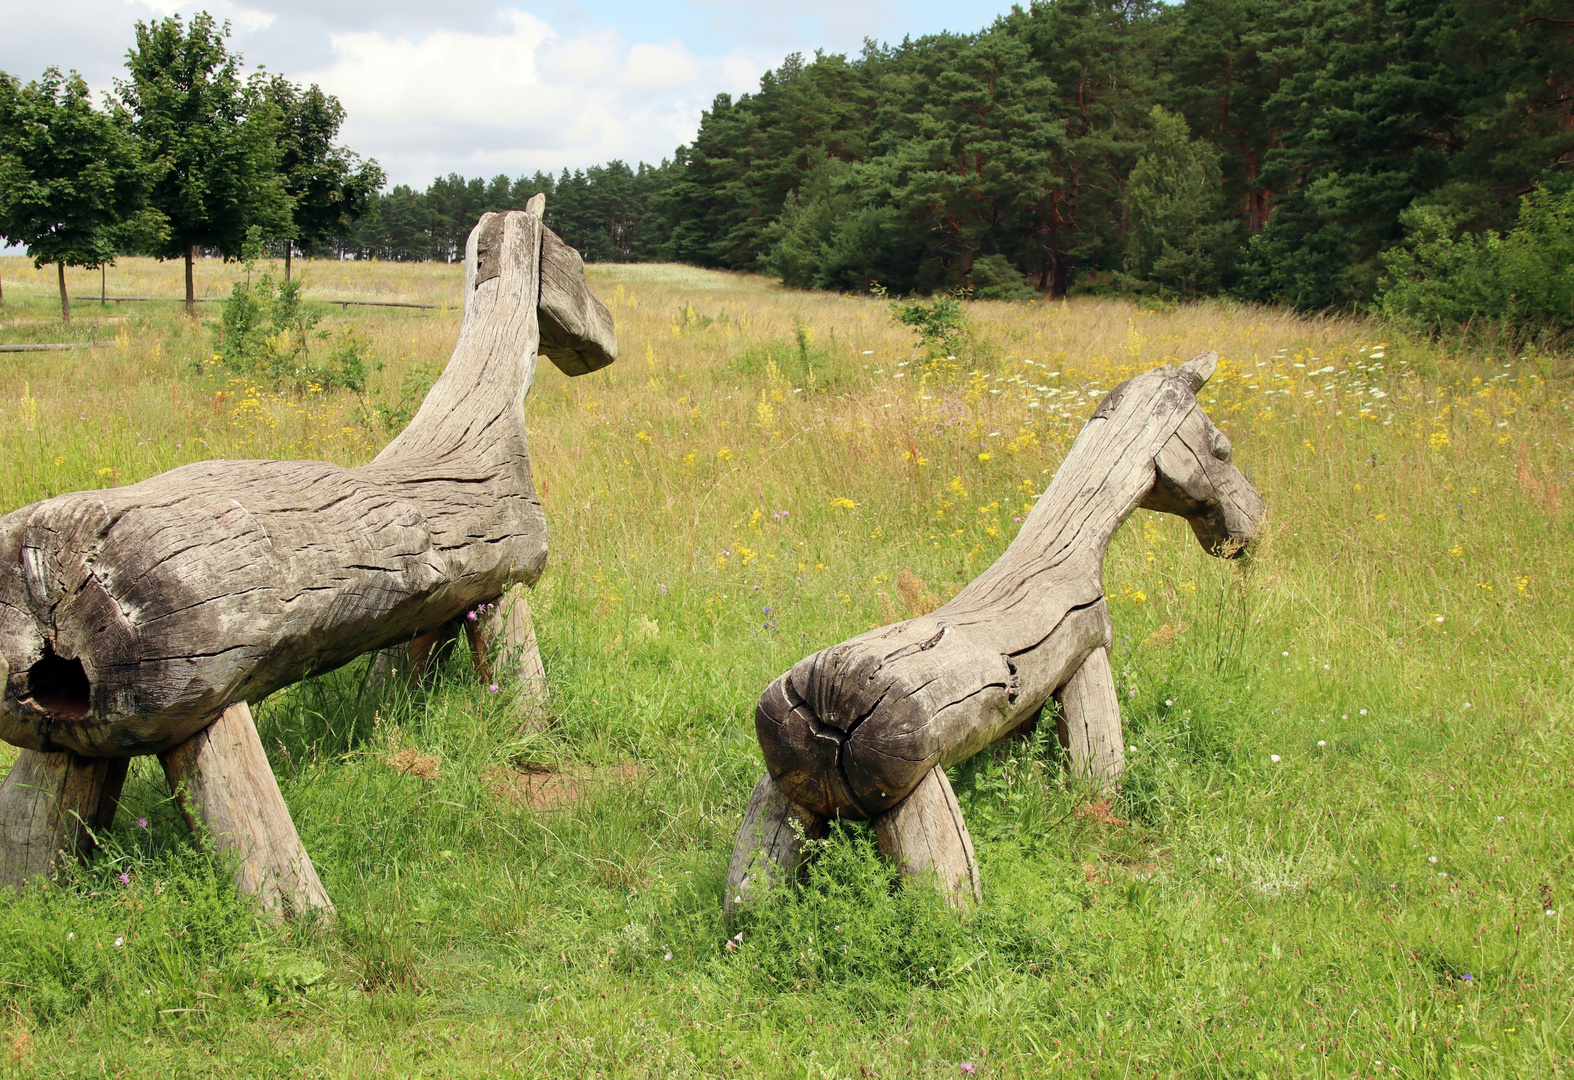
[0,68,158,321]
[113,13,289,314]
[264,77,383,279]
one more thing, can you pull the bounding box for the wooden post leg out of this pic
[159,702,334,919]
[872,766,981,910]
[0,749,128,887]
[723,773,827,925]
[1053,645,1124,787]
[465,584,549,721]
[405,623,459,685]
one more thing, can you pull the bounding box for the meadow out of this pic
[0,252,1569,1078]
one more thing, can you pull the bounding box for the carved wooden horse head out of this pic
[726,353,1263,915]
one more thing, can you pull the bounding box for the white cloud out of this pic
[621,41,702,90]
[302,9,759,184]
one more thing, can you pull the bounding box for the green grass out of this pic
[0,256,1569,1076]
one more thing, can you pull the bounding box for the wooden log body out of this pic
[0,206,613,758]
[755,354,1260,822]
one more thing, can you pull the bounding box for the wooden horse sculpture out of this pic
[725,353,1264,915]
[0,197,615,915]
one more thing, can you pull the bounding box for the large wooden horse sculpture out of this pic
[725,353,1264,914]
[0,198,615,915]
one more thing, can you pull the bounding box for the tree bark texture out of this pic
[0,205,613,760]
[57,262,70,323]
[737,354,1264,907]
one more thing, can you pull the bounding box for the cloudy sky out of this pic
[1,0,1017,189]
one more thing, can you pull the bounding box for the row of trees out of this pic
[6,1,1571,326]
[340,0,1574,319]
[0,13,381,318]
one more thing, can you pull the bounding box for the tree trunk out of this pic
[284,246,292,283]
[0,201,616,759]
[184,245,196,317]
[101,265,106,305]
[57,263,70,323]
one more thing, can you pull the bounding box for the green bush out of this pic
[1378,185,1574,343]
[212,265,373,393]
[885,290,968,359]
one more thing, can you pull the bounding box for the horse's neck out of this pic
[946,414,1160,617]
[1026,415,1161,569]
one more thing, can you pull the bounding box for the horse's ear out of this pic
[1179,351,1218,392]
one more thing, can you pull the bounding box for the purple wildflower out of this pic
[488,683,500,694]
[118,872,130,886]
[960,1065,977,1076]
[134,817,149,829]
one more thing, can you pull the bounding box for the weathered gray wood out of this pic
[871,766,980,909]
[0,204,614,758]
[723,773,828,924]
[1054,646,1124,786]
[0,749,127,887]
[465,584,549,717]
[745,353,1264,906]
[160,701,332,918]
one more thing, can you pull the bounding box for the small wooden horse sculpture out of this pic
[726,353,1264,914]
[0,198,615,915]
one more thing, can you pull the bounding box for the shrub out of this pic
[969,254,1038,301]
[212,265,374,393]
[1378,185,1574,344]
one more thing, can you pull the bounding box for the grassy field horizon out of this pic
[0,253,1569,1077]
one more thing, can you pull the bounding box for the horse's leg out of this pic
[872,766,981,909]
[723,774,827,925]
[464,584,549,723]
[1053,645,1124,787]
[160,701,333,919]
[0,750,128,886]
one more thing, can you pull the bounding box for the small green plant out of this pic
[212,263,374,393]
[882,286,969,359]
